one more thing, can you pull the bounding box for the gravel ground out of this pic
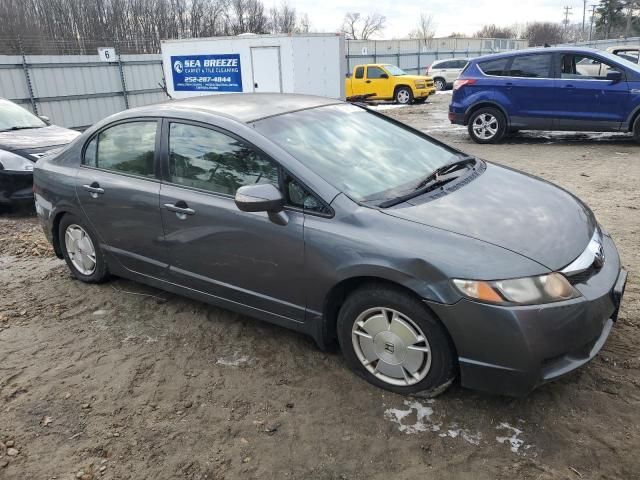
[1,93,638,480]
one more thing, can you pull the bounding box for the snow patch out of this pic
[496,422,532,454]
[216,351,252,366]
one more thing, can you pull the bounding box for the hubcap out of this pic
[472,113,499,139]
[65,224,97,275]
[352,307,432,387]
[435,79,445,90]
[397,90,410,104]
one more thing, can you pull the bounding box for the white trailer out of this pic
[161,33,346,100]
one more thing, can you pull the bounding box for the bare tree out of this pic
[473,24,515,38]
[340,12,386,40]
[524,21,565,46]
[269,2,297,34]
[408,12,436,48]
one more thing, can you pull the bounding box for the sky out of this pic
[283,0,590,38]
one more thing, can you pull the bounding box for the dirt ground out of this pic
[1,93,639,480]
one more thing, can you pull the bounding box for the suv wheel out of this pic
[59,214,109,283]
[468,107,506,144]
[633,115,640,143]
[337,284,456,397]
[395,87,413,105]
[434,78,446,91]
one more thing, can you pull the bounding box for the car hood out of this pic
[381,163,596,271]
[396,75,432,82]
[0,125,80,154]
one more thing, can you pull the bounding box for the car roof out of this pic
[470,46,605,62]
[129,93,342,123]
[433,58,468,63]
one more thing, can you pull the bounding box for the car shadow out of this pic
[503,131,637,146]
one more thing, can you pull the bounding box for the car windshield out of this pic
[384,65,407,76]
[0,99,46,131]
[598,50,640,72]
[254,104,459,202]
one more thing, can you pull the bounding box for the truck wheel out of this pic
[395,87,413,105]
[434,78,446,91]
[467,107,506,144]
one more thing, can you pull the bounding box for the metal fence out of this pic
[346,37,529,74]
[555,36,640,50]
[0,53,168,130]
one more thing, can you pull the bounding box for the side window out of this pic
[168,122,279,196]
[367,66,387,79]
[84,121,157,178]
[355,66,364,79]
[564,54,621,80]
[478,58,508,76]
[505,54,552,78]
[284,175,330,215]
[455,60,468,69]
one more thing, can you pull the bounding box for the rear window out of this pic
[505,54,552,78]
[478,58,509,76]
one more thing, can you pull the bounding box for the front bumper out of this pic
[428,234,627,397]
[416,87,436,98]
[0,170,34,206]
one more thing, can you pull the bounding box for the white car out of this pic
[426,58,469,91]
[577,46,639,77]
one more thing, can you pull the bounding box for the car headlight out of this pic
[0,149,34,172]
[414,81,426,89]
[452,273,580,305]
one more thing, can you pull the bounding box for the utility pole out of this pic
[588,4,597,42]
[563,5,573,32]
[582,0,587,33]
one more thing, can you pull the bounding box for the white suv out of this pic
[426,58,469,91]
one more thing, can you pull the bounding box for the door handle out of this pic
[82,182,104,198]
[164,202,195,218]
[254,82,258,88]
[365,80,371,83]
[564,84,575,88]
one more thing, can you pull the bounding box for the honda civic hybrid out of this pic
[34,94,627,397]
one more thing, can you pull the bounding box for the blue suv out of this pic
[449,47,640,143]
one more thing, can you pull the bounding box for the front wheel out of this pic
[467,107,507,144]
[395,87,413,105]
[337,284,456,397]
[59,214,109,283]
[434,78,446,91]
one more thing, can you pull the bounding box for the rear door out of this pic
[501,53,557,129]
[250,47,282,93]
[75,119,167,278]
[158,119,306,322]
[557,52,630,130]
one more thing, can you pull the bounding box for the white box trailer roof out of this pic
[161,33,346,100]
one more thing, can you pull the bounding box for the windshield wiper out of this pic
[0,126,42,132]
[378,156,478,209]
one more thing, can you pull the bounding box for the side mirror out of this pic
[234,183,288,226]
[380,73,389,79]
[606,70,622,83]
[38,115,50,124]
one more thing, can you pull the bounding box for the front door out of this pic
[366,66,393,99]
[250,47,282,93]
[558,53,630,130]
[159,120,306,322]
[75,119,167,278]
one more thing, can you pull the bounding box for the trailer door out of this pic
[250,47,283,93]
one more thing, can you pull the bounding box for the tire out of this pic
[337,284,456,397]
[467,107,507,144]
[58,213,109,283]
[633,115,640,143]
[433,78,446,91]
[395,86,413,105]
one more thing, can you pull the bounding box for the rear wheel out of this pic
[467,107,507,144]
[59,214,109,283]
[337,284,456,397]
[633,115,640,143]
[434,78,446,91]
[395,87,413,105]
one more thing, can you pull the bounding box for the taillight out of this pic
[453,79,477,91]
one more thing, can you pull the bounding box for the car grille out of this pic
[426,80,434,87]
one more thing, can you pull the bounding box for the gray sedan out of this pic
[33,94,627,397]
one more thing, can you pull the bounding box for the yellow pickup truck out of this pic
[345,64,436,104]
